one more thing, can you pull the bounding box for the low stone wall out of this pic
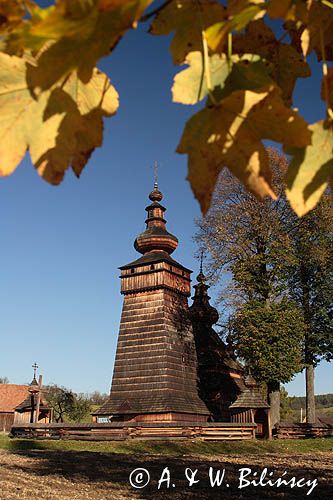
[274,423,333,439]
[10,421,256,441]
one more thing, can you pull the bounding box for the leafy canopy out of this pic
[0,0,333,216]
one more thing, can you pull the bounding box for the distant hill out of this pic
[288,394,333,410]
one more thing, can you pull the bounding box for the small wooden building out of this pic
[229,375,271,439]
[0,384,29,432]
[13,376,51,425]
[0,375,51,432]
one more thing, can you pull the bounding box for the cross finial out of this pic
[200,250,204,274]
[153,160,158,190]
[32,362,38,378]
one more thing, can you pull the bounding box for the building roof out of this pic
[120,250,192,273]
[229,388,270,409]
[0,384,29,412]
[15,393,49,412]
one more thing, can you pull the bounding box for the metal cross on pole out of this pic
[32,362,38,379]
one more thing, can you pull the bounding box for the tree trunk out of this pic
[267,381,280,427]
[306,365,316,424]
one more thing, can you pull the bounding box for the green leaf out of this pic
[4,0,153,90]
[286,120,333,217]
[177,87,311,214]
[172,51,274,105]
[0,52,119,184]
[150,0,226,65]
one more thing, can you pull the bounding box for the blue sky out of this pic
[0,1,332,397]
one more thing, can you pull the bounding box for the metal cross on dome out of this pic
[153,160,158,190]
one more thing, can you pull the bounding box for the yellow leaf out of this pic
[321,67,333,108]
[205,1,265,53]
[4,0,153,89]
[0,52,118,184]
[0,0,25,35]
[266,0,308,22]
[172,51,273,105]
[286,121,333,216]
[232,20,310,105]
[150,0,226,65]
[177,87,311,214]
[300,2,333,60]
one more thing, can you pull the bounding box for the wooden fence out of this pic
[10,421,256,441]
[274,423,333,439]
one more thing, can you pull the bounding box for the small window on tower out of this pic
[150,264,155,270]
[170,266,172,271]
[131,268,135,274]
[181,355,185,363]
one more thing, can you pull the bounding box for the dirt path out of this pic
[0,449,332,499]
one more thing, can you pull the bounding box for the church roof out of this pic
[120,250,191,272]
[0,384,29,413]
[93,394,209,416]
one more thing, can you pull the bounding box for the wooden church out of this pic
[93,182,270,437]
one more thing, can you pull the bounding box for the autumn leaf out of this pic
[4,0,153,89]
[172,51,273,105]
[286,121,333,217]
[0,0,25,35]
[300,1,333,61]
[266,0,308,23]
[0,52,118,184]
[232,20,311,105]
[177,87,311,214]
[150,0,226,65]
[205,0,265,53]
[321,67,333,106]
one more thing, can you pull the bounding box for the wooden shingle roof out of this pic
[0,384,29,412]
[229,388,269,409]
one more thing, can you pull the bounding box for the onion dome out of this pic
[134,184,178,255]
[189,269,219,327]
[29,376,40,394]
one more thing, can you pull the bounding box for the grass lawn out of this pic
[0,434,332,456]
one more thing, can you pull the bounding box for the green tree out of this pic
[0,376,9,384]
[66,394,91,422]
[285,194,333,423]
[44,384,75,423]
[196,149,306,425]
[227,299,305,425]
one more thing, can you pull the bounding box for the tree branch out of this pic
[140,0,172,22]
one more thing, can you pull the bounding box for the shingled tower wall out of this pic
[96,183,209,422]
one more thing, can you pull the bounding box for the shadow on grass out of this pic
[5,441,333,499]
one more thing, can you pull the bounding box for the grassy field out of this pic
[0,436,332,499]
[1,434,332,455]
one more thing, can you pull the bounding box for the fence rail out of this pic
[11,421,256,441]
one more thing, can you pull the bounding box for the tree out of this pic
[196,149,306,424]
[0,1,332,217]
[86,391,109,406]
[228,299,305,425]
[45,385,92,422]
[66,394,91,422]
[0,376,9,384]
[285,193,333,423]
[44,384,75,422]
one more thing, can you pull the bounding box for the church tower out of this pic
[96,182,209,422]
